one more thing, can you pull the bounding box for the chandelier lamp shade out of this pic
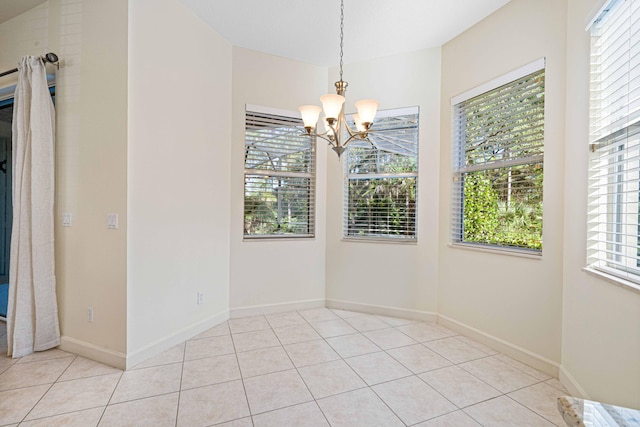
[298,0,380,158]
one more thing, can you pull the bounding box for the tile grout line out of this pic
[503,394,560,425]
[174,341,187,427]
[267,310,332,426]
[314,309,412,426]
[96,364,126,427]
[17,354,79,424]
[228,322,256,427]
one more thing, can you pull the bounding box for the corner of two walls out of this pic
[227,46,443,322]
[0,0,129,368]
[560,0,640,409]
[229,47,328,317]
[438,0,566,374]
[324,48,442,321]
[126,0,232,367]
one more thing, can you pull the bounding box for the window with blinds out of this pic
[587,0,640,284]
[244,107,315,238]
[451,63,545,252]
[344,107,419,240]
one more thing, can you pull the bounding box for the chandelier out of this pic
[298,0,380,158]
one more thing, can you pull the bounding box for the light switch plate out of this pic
[107,213,118,229]
[62,213,72,227]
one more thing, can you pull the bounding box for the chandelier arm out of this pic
[343,132,370,148]
[315,133,338,147]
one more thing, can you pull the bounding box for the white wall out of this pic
[0,0,129,365]
[229,47,328,314]
[561,0,640,408]
[127,0,232,365]
[325,48,442,319]
[438,0,567,369]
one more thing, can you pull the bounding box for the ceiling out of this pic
[0,0,46,24]
[1,0,511,66]
[178,0,511,67]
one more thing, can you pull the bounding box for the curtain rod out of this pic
[0,53,59,78]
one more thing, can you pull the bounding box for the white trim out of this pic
[245,103,301,119]
[437,314,559,377]
[59,336,127,370]
[346,105,419,121]
[229,298,325,318]
[448,243,542,260]
[326,299,437,322]
[451,58,546,106]
[585,0,614,31]
[125,310,229,369]
[582,267,640,295]
[341,237,417,245]
[559,365,590,399]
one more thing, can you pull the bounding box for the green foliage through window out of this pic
[345,109,419,239]
[453,67,545,252]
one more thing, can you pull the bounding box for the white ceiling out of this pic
[0,0,46,24]
[1,0,511,66]
[178,0,511,67]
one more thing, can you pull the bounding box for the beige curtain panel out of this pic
[7,56,60,357]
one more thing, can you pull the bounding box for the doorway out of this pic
[0,99,12,319]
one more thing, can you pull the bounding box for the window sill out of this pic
[342,237,417,245]
[243,235,315,241]
[582,267,640,295]
[448,242,542,260]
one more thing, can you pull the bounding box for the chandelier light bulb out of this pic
[353,114,367,133]
[354,99,380,125]
[320,94,346,121]
[298,105,322,129]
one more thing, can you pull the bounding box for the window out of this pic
[451,61,545,253]
[244,106,315,238]
[587,0,640,284]
[344,107,419,240]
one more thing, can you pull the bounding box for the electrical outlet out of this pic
[197,292,204,305]
[62,213,72,227]
[87,306,94,323]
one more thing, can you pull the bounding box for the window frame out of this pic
[342,106,420,242]
[450,58,546,255]
[243,104,316,240]
[586,0,640,291]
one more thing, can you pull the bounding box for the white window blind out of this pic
[244,108,315,238]
[587,0,640,284]
[344,107,419,240]
[451,65,545,252]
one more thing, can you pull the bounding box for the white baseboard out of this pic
[326,299,438,322]
[125,310,229,369]
[229,299,325,318]
[60,336,127,370]
[437,314,560,378]
[559,365,590,399]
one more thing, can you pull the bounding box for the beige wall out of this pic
[2,0,638,407]
[0,0,129,362]
[561,0,640,408]
[325,48,442,318]
[127,0,232,363]
[229,47,327,313]
[439,0,567,365]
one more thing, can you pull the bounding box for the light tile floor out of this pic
[0,309,570,426]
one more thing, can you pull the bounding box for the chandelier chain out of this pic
[339,0,344,82]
